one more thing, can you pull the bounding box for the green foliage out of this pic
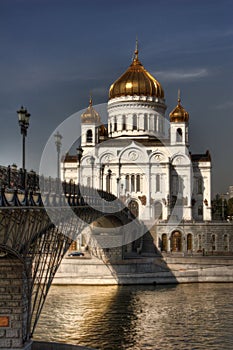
[227,198,233,216]
[212,194,228,220]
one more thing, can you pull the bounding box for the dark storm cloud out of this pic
[0,0,232,195]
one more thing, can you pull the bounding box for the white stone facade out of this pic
[62,53,212,224]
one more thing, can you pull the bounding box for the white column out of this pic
[203,172,212,221]
[156,115,160,132]
[143,164,151,220]
[127,114,133,131]
[117,115,122,132]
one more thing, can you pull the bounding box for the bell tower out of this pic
[170,90,189,147]
[81,97,101,147]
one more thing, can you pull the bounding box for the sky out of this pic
[0,0,232,196]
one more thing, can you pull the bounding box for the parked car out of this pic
[68,251,84,257]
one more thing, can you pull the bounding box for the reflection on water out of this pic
[34,283,233,350]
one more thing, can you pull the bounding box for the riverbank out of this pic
[53,255,233,285]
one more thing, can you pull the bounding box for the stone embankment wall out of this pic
[155,222,233,253]
[54,255,233,285]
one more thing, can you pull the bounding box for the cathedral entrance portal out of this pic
[128,200,139,218]
[171,231,182,252]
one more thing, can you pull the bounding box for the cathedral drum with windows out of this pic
[62,46,233,256]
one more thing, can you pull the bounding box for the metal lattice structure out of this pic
[0,166,133,342]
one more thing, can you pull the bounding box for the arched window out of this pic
[172,175,178,195]
[161,119,164,133]
[158,117,161,133]
[197,178,203,194]
[128,200,139,217]
[171,231,182,252]
[224,234,229,251]
[133,114,137,130]
[125,175,129,191]
[136,175,140,192]
[131,175,135,192]
[86,129,93,143]
[198,205,203,216]
[154,115,157,131]
[122,115,126,130]
[156,174,160,192]
[148,114,152,131]
[187,233,192,251]
[114,116,117,132]
[144,114,148,131]
[176,128,182,142]
[211,234,216,251]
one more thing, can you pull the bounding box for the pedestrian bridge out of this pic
[0,165,138,349]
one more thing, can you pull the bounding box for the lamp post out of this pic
[17,106,30,171]
[76,145,83,185]
[107,169,112,193]
[54,131,62,179]
[101,164,105,191]
[117,177,120,197]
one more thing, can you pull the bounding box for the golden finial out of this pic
[178,88,181,104]
[89,92,92,107]
[134,36,139,61]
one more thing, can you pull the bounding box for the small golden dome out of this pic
[81,97,101,124]
[169,93,189,123]
[109,46,164,100]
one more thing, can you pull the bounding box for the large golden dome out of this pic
[81,97,101,124]
[109,48,164,100]
[169,94,189,123]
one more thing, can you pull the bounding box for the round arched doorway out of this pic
[128,200,139,218]
[171,231,182,252]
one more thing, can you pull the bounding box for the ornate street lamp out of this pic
[101,164,105,191]
[107,169,112,193]
[117,177,120,197]
[76,145,83,184]
[54,131,62,179]
[17,106,30,171]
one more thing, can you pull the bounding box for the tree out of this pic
[227,197,233,217]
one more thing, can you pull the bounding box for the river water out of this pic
[34,283,233,350]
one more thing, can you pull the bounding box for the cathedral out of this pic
[62,45,211,220]
[61,45,230,256]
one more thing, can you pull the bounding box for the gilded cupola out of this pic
[109,43,164,100]
[81,97,101,124]
[169,92,189,123]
